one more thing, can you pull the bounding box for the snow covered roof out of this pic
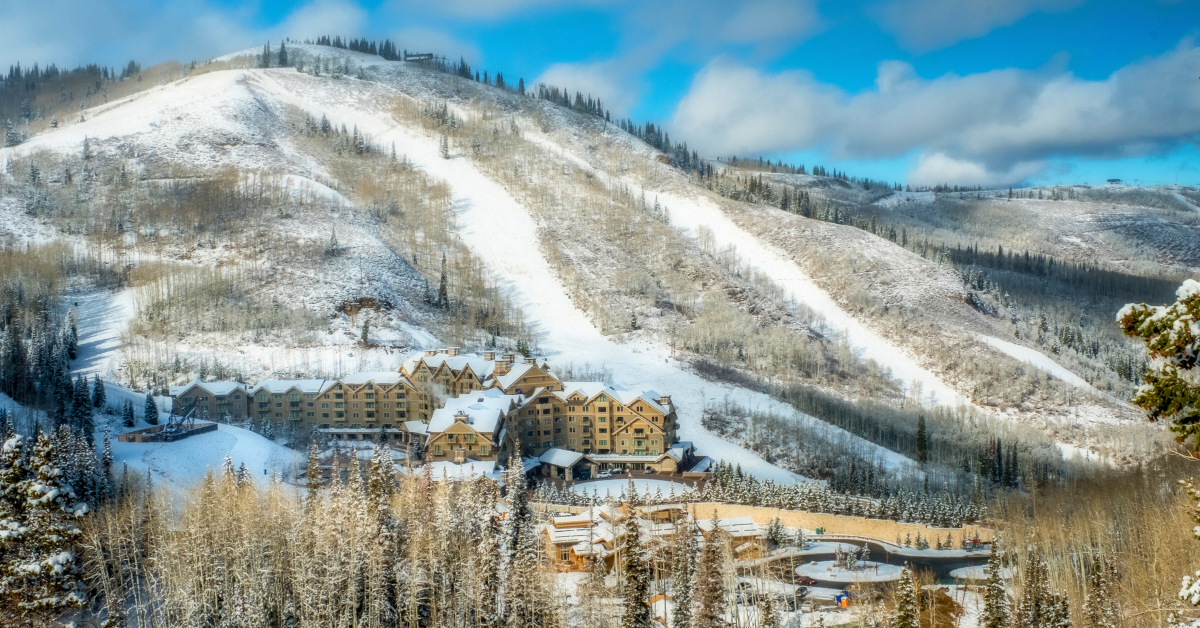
[687,457,715,473]
[539,448,586,468]
[339,371,413,387]
[589,453,668,463]
[401,350,497,380]
[559,382,609,399]
[251,379,332,394]
[427,388,516,435]
[169,380,248,397]
[495,362,534,389]
[403,421,428,435]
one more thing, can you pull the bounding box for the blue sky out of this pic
[3,0,1198,187]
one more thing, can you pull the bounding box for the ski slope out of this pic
[526,131,965,408]
[976,334,1094,390]
[4,67,916,482]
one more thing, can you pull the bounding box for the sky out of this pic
[2,0,1198,187]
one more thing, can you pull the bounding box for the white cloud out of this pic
[277,0,368,41]
[872,0,1087,53]
[669,42,1200,185]
[907,153,1047,187]
[534,60,640,115]
[0,0,367,70]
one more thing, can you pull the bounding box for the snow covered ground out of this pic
[4,62,921,483]
[795,560,904,583]
[949,565,1012,580]
[107,420,304,495]
[525,131,966,408]
[976,334,1093,390]
[570,478,694,498]
[69,288,138,382]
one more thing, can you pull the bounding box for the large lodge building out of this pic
[169,348,692,476]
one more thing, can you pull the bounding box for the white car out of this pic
[596,471,612,479]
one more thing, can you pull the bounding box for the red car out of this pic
[795,575,818,586]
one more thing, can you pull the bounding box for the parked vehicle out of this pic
[596,471,612,479]
[795,575,818,586]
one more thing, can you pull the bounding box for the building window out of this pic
[599,440,607,446]
[434,445,442,454]
[560,548,570,562]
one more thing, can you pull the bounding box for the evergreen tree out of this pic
[306,440,322,505]
[260,417,274,440]
[916,415,928,464]
[621,515,652,628]
[278,41,288,67]
[438,253,448,308]
[893,567,918,628]
[91,374,105,409]
[1016,552,1069,628]
[1118,281,1200,451]
[101,429,113,475]
[122,400,135,427]
[671,519,698,628]
[0,432,88,614]
[1081,552,1119,628]
[361,320,370,344]
[693,513,727,628]
[982,541,1010,628]
[144,392,159,426]
[72,374,93,438]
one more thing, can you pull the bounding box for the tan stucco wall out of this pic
[536,501,995,546]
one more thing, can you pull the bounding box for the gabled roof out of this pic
[251,379,332,394]
[495,362,535,389]
[539,448,586,468]
[169,380,247,397]
[340,371,413,387]
[428,388,517,434]
[401,351,497,380]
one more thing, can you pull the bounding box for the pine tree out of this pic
[1082,552,1119,628]
[671,519,698,628]
[982,540,1010,628]
[893,567,918,628]
[916,415,928,464]
[278,41,289,67]
[261,417,274,440]
[306,440,322,505]
[1,432,88,614]
[438,253,449,308]
[621,515,652,628]
[122,400,135,427]
[361,320,370,344]
[144,392,159,426]
[1016,552,1069,628]
[91,375,105,409]
[693,513,727,628]
[72,374,93,439]
[101,429,113,474]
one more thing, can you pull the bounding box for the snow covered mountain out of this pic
[1,42,1186,489]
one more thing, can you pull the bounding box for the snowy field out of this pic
[949,565,1012,580]
[106,420,304,495]
[977,334,1094,390]
[569,478,694,499]
[795,560,904,583]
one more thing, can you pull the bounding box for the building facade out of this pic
[168,348,681,465]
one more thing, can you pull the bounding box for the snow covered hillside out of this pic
[0,42,1171,485]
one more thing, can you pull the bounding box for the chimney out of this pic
[447,347,461,357]
[495,359,511,376]
[659,395,671,407]
[454,410,470,423]
[483,351,495,361]
[524,357,536,365]
[424,349,437,357]
[502,353,515,362]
